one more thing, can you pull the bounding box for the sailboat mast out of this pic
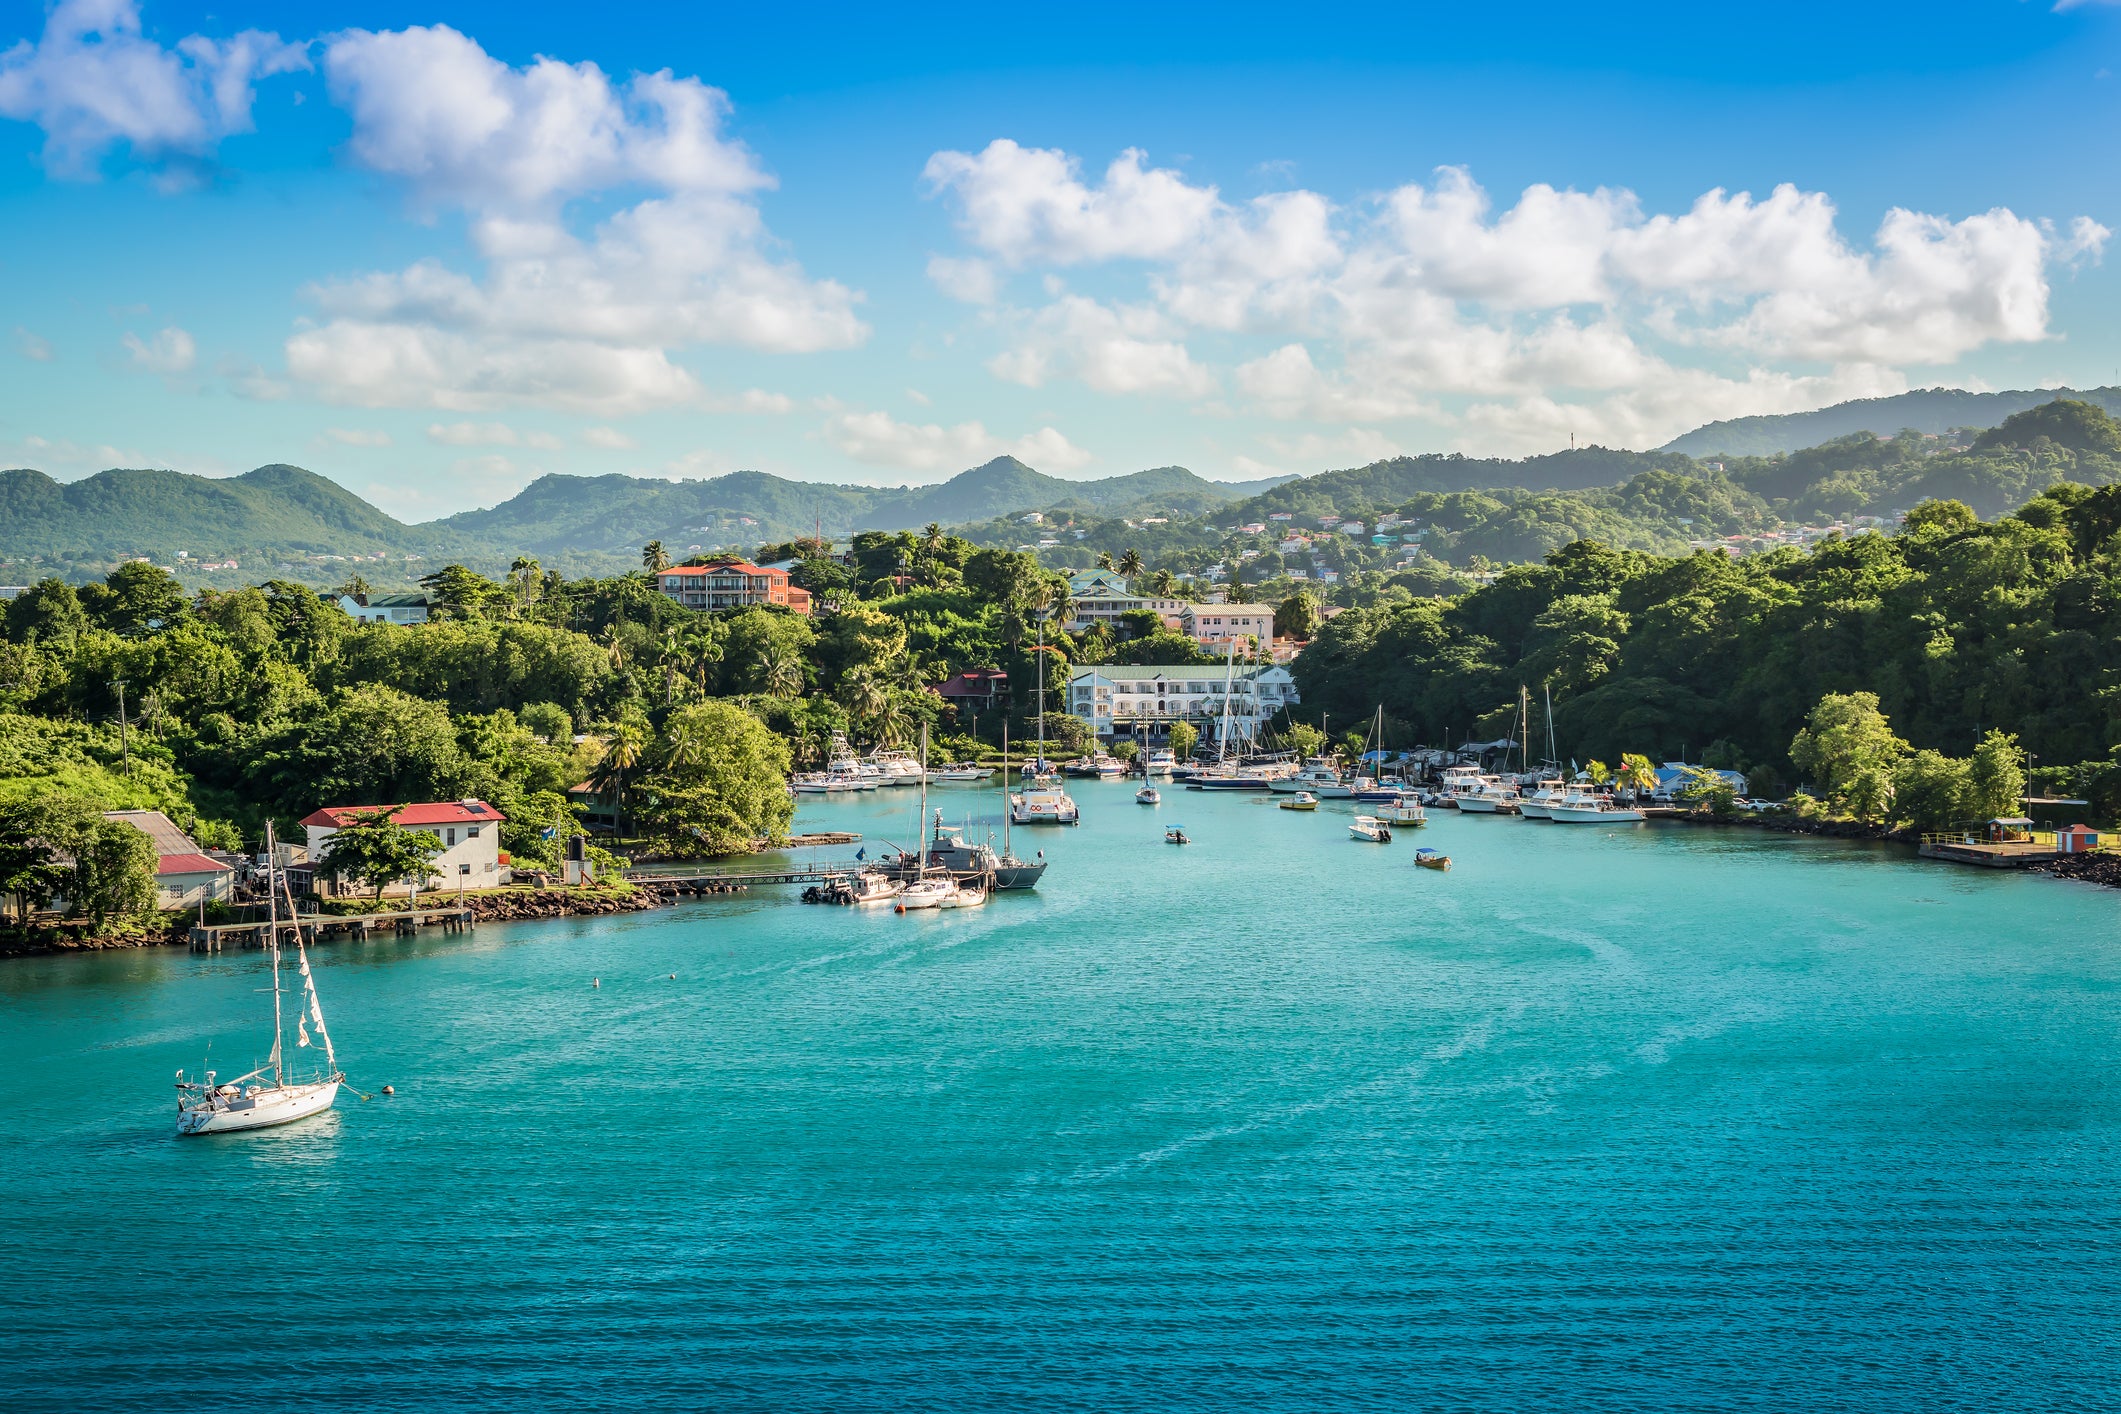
[1545,683,1556,770]
[1218,640,1236,764]
[265,821,284,1088]
[917,723,931,876]
[1001,720,1011,857]
[1035,620,1045,768]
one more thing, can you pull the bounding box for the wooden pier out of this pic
[627,862,863,891]
[1917,838,2066,869]
[190,906,474,952]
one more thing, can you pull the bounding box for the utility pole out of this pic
[113,677,132,778]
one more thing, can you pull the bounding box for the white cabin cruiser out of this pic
[1546,787,1646,823]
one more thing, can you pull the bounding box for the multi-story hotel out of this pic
[1067,663,1301,748]
[655,559,813,614]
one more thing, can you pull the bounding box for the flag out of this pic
[855,846,866,861]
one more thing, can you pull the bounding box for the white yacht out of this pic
[1378,800,1428,825]
[1143,748,1177,776]
[1349,815,1393,842]
[1546,787,1647,824]
[1011,780,1080,824]
[1271,755,1352,797]
[866,748,926,785]
[938,881,988,908]
[1453,776,1521,813]
[929,764,993,782]
[1517,778,1568,820]
[896,876,958,910]
[175,825,342,1136]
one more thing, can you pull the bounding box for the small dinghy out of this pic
[1349,815,1393,843]
[1165,825,1191,845]
[1279,791,1318,811]
[1414,848,1451,871]
[1136,785,1161,805]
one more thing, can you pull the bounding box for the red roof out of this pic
[157,852,231,877]
[660,560,780,578]
[300,800,506,828]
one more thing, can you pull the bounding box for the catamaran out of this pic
[175,824,343,1136]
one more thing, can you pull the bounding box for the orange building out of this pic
[656,559,812,614]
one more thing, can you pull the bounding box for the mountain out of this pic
[0,464,417,563]
[1663,386,2121,457]
[0,456,1295,583]
[1217,446,1697,523]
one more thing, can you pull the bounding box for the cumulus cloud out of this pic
[823,410,1091,473]
[926,143,2108,448]
[121,324,195,374]
[15,327,53,361]
[325,426,391,446]
[289,26,864,413]
[0,0,306,179]
[926,254,999,304]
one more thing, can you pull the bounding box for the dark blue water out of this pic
[3,783,2117,1410]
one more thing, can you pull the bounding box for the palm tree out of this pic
[683,626,724,696]
[1097,551,1116,571]
[1618,753,1659,797]
[873,695,912,748]
[1118,548,1145,579]
[1150,568,1177,597]
[922,522,945,559]
[1049,583,1078,634]
[659,626,682,704]
[1586,759,1612,786]
[600,625,627,670]
[510,556,542,613]
[642,541,671,573]
[759,645,804,698]
[594,721,647,834]
[333,573,371,600]
[839,667,887,733]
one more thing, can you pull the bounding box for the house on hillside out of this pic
[1068,663,1300,748]
[104,810,235,908]
[1178,603,1275,649]
[655,559,812,614]
[301,800,510,896]
[931,669,1009,714]
[337,592,430,625]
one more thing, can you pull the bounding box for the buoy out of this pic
[381,1085,395,1096]
[668,973,676,980]
[593,978,600,988]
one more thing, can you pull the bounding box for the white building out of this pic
[104,810,234,909]
[1064,569,1186,633]
[301,799,510,896]
[1177,603,1276,649]
[337,592,430,625]
[1069,663,1301,747]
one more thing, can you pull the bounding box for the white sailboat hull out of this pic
[178,1078,339,1136]
[1454,795,1506,813]
[1548,805,1646,823]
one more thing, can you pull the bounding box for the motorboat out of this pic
[1011,781,1080,825]
[1136,786,1162,805]
[1378,800,1427,825]
[866,748,926,785]
[1279,791,1318,811]
[1517,778,1568,820]
[176,823,342,1136]
[1453,777,1520,814]
[1143,748,1177,776]
[938,881,988,908]
[1271,756,1352,797]
[1350,777,1408,804]
[1186,767,1273,791]
[1414,848,1451,871]
[929,764,993,782]
[1349,815,1393,843]
[1546,788,1647,824]
[848,869,902,904]
[1165,825,1191,844]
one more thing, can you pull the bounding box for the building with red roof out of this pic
[655,559,812,614]
[301,800,511,896]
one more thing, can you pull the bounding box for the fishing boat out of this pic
[1136,785,1162,805]
[1546,787,1647,824]
[1517,778,1568,820]
[1279,791,1318,811]
[175,824,342,1136]
[1165,825,1190,844]
[1414,847,1451,871]
[866,748,926,785]
[1349,815,1392,842]
[929,763,993,782]
[1378,800,1427,825]
[849,870,902,904]
[1453,777,1520,813]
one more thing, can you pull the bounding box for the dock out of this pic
[627,861,864,891]
[1917,837,2066,869]
[190,905,474,952]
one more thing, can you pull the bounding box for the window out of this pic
[468,826,481,838]
[459,863,471,875]
[446,828,456,846]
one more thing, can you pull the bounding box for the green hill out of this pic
[1663,386,2121,457]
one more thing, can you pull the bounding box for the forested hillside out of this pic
[1663,385,2121,457]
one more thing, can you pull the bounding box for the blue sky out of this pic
[3,0,2120,520]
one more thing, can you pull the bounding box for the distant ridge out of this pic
[1662,386,2121,457]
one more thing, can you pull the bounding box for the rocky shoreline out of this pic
[2032,853,2121,888]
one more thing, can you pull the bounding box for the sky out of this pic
[3,1,2121,521]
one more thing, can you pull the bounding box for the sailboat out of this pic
[1187,642,1272,789]
[896,725,962,910]
[1011,619,1080,823]
[175,823,343,1136]
[993,722,1051,886]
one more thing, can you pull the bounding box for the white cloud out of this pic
[823,410,1091,473]
[926,254,999,304]
[426,421,560,448]
[325,427,392,446]
[582,425,637,449]
[988,296,1215,397]
[927,145,2107,447]
[289,26,865,413]
[121,325,195,374]
[0,0,306,179]
[15,327,53,361]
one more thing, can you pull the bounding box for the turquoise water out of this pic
[4,782,2118,1410]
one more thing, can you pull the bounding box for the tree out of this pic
[1275,593,1319,640]
[1901,499,1978,537]
[4,578,88,645]
[1617,753,1659,796]
[635,701,793,855]
[71,817,157,922]
[333,574,372,601]
[509,556,543,611]
[593,720,648,833]
[1049,713,1094,754]
[520,701,575,744]
[0,794,86,921]
[838,668,887,735]
[1118,548,1145,579]
[92,562,190,637]
[1097,552,1115,571]
[319,808,446,900]
[1893,749,1972,831]
[1790,692,1908,821]
[1281,722,1325,760]
[1966,729,2027,820]
[1585,760,1611,786]
[1677,765,1737,818]
[643,541,671,573]
[1150,569,1178,598]
[759,645,804,698]
[1167,720,1199,761]
[419,565,507,620]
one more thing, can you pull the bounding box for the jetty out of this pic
[190,905,473,952]
[626,861,864,891]
[1918,818,2086,869]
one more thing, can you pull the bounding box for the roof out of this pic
[1070,663,1290,683]
[365,593,429,608]
[156,852,231,877]
[662,560,780,577]
[104,809,198,856]
[301,800,506,828]
[1182,603,1275,616]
